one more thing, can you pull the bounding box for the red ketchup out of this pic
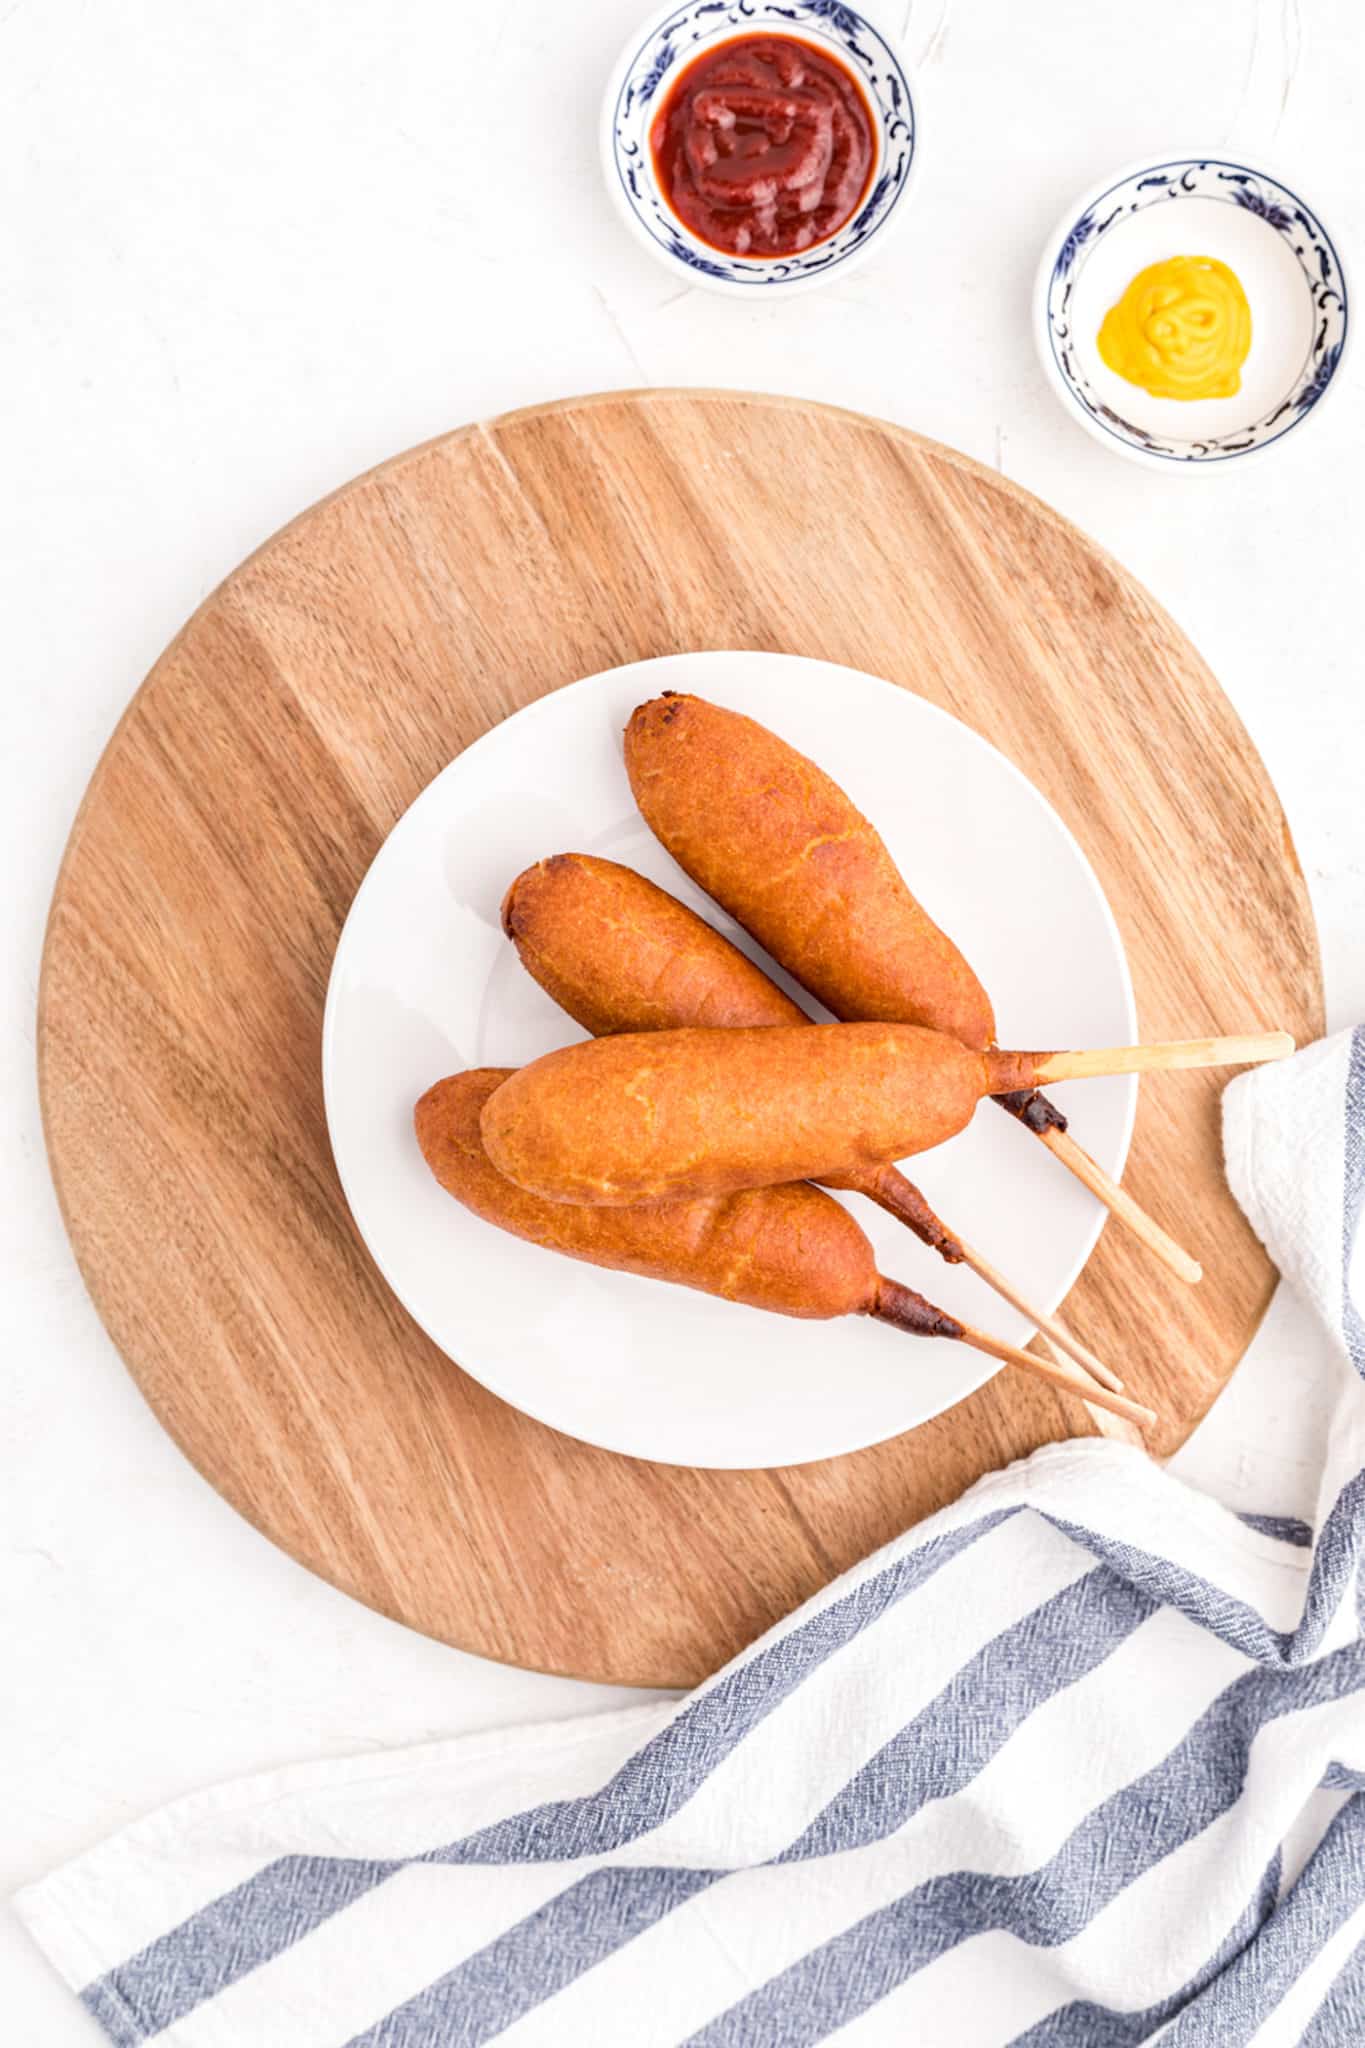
[650,35,875,258]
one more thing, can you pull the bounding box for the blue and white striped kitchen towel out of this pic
[16,1029,1365,2046]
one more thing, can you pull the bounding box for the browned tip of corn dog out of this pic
[415,1068,879,1320]
[846,1163,968,1262]
[623,693,997,1052]
[871,1277,967,1341]
[478,1022,989,1206]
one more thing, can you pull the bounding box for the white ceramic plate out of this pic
[323,652,1137,1469]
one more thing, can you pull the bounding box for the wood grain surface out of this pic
[39,389,1323,1688]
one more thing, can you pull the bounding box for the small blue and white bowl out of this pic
[1034,156,1348,468]
[601,1,919,298]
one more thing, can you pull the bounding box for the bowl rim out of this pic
[598,0,920,300]
[1031,150,1350,470]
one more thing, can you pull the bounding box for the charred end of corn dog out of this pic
[869,1278,967,1341]
[844,1164,968,1262]
[994,1088,1069,1135]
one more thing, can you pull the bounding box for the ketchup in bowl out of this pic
[650,35,875,258]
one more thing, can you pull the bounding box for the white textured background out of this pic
[3,1,1362,2033]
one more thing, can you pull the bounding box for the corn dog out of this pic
[624,693,1211,1279]
[480,1022,1290,1207]
[624,693,996,1045]
[503,854,1129,1393]
[417,1071,1158,1430]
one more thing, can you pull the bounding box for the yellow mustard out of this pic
[1097,255,1252,400]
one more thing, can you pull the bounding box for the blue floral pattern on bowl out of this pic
[1043,159,1348,463]
[605,0,917,293]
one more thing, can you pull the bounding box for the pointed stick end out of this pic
[963,1322,1158,1431]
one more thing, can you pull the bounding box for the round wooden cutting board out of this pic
[40,390,1322,1688]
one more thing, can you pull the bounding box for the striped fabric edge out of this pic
[203,1579,1198,2047]
[15,1454,1362,2048]
[16,1440,1306,1972]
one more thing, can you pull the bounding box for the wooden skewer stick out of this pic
[951,1233,1125,1394]
[1044,1336,1149,1447]
[993,1090,1202,1286]
[1008,1029,1290,1286]
[860,1173,1124,1390]
[873,1280,1157,1431]
[1079,1393,1149,1448]
[1024,1032,1294,1085]
[957,1325,1156,1431]
[1038,1125,1203,1286]
[1018,1118,1201,1285]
